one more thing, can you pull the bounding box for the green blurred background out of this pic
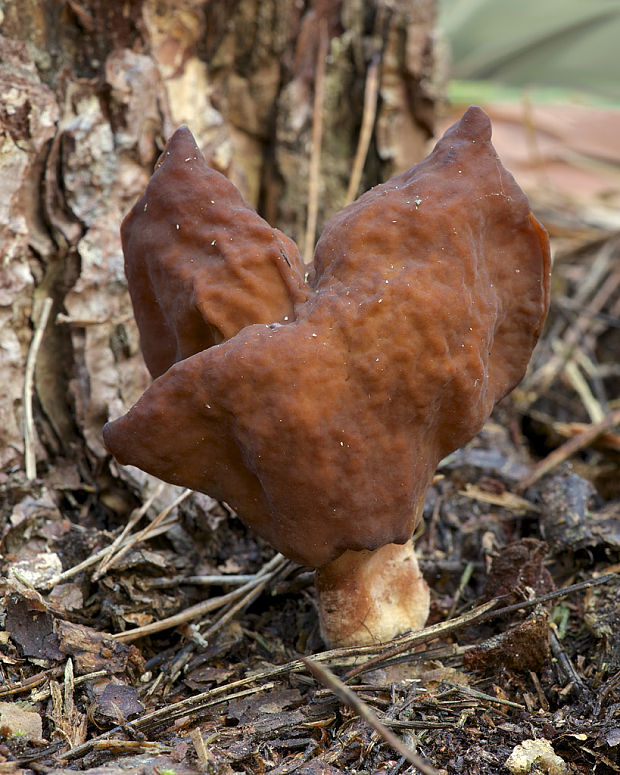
[438,0,620,105]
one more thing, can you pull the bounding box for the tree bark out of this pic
[0,0,438,496]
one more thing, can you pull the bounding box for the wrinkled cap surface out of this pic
[121,126,309,378]
[104,106,550,568]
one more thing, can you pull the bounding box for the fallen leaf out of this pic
[5,590,63,661]
[87,678,144,723]
[0,701,43,740]
[48,583,84,613]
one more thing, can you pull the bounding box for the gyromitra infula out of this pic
[104,106,550,647]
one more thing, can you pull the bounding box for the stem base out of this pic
[316,541,430,647]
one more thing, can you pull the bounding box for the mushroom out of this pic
[103,106,550,647]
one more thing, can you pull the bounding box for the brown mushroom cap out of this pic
[121,126,309,379]
[104,106,550,569]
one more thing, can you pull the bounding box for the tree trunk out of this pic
[0,0,438,498]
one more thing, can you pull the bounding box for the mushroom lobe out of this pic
[103,106,550,569]
[120,125,309,379]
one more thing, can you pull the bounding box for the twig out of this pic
[59,682,275,760]
[146,573,258,589]
[558,349,605,424]
[344,573,617,681]
[343,599,497,681]
[529,670,550,711]
[163,559,292,688]
[385,720,453,731]
[56,572,616,763]
[23,297,53,480]
[594,670,620,717]
[303,18,329,264]
[344,54,380,205]
[454,683,525,710]
[550,418,620,453]
[447,561,475,618]
[388,755,407,775]
[189,727,212,770]
[549,623,589,695]
[40,517,177,591]
[61,738,171,760]
[111,553,286,642]
[303,657,438,775]
[30,669,109,703]
[93,487,189,579]
[198,566,285,641]
[0,666,62,698]
[64,658,75,727]
[163,641,197,691]
[93,483,165,579]
[477,573,616,621]
[525,240,618,391]
[516,407,620,491]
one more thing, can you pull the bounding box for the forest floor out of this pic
[0,102,619,775]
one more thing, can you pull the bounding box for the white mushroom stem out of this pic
[315,540,430,647]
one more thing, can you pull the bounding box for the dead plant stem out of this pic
[24,297,53,480]
[303,19,328,264]
[345,55,380,205]
[517,407,620,491]
[111,552,286,642]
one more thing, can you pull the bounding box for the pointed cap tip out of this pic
[155,125,203,170]
[457,105,492,141]
[167,125,200,153]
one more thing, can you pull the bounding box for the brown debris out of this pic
[86,679,145,725]
[482,538,554,606]
[4,589,64,662]
[463,608,551,673]
[48,659,88,749]
[538,468,598,553]
[0,702,42,741]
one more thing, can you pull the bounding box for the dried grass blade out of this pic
[517,406,620,491]
[24,297,53,480]
[94,488,191,579]
[93,482,165,579]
